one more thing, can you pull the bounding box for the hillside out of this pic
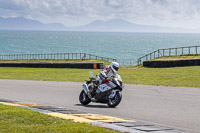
[0,17,196,32]
[0,17,66,30]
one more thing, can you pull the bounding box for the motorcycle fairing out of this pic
[98,81,117,92]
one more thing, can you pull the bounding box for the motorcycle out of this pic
[79,72,124,108]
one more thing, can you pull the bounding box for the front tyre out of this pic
[79,90,91,105]
[107,92,122,108]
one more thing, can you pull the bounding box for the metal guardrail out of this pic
[0,53,117,63]
[137,46,200,65]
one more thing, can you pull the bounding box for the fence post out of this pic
[196,46,198,55]
[153,51,155,59]
[82,53,86,60]
[163,49,165,57]
[176,48,177,55]
[182,47,184,55]
[189,47,190,55]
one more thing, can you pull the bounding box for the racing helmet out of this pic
[110,62,119,73]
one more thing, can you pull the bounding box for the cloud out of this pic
[1,0,200,29]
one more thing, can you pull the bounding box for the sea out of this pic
[1,30,200,65]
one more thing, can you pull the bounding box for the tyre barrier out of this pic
[143,59,200,68]
[0,62,105,69]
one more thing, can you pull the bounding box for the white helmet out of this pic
[110,62,119,73]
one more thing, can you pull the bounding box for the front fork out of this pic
[82,83,92,98]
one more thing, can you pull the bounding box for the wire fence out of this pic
[2,46,198,66]
[0,53,117,63]
[0,52,137,66]
[137,45,200,65]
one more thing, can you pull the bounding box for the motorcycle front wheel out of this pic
[79,89,91,105]
[107,92,122,108]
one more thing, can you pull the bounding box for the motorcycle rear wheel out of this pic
[107,92,122,108]
[79,89,91,105]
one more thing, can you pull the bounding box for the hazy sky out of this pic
[1,0,200,29]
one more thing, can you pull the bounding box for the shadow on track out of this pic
[75,104,109,108]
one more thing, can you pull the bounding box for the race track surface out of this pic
[0,79,200,133]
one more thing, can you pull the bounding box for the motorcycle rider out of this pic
[96,62,119,85]
[88,62,119,95]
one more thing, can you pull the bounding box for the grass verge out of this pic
[0,65,200,88]
[0,104,118,133]
[119,66,200,88]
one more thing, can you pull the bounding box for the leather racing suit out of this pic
[95,65,117,85]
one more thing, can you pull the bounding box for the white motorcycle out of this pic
[79,72,124,108]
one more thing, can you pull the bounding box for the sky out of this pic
[1,0,200,29]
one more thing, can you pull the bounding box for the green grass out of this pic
[0,104,118,133]
[0,67,100,82]
[119,66,200,88]
[0,66,200,88]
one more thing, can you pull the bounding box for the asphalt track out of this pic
[0,79,200,133]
